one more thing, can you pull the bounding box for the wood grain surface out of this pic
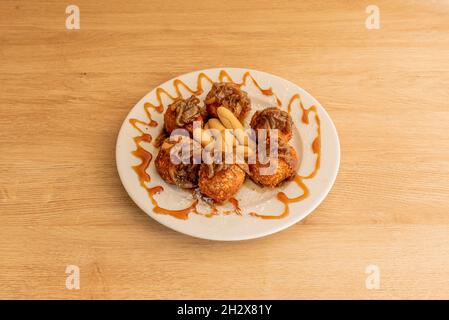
[1,0,449,299]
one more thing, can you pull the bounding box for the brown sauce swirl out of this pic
[250,175,309,219]
[250,94,321,219]
[129,70,321,220]
[229,197,242,215]
[148,186,198,220]
[218,70,282,107]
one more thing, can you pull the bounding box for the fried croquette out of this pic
[249,143,299,187]
[250,107,293,142]
[155,137,200,189]
[204,82,251,121]
[198,163,246,202]
[164,95,205,134]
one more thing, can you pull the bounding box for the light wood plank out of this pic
[1,0,448,299]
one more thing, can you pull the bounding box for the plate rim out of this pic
[116,67,340,241]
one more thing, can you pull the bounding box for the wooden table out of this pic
[1,0,448,299]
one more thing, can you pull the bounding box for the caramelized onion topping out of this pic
[169,95,204,127]
[251,107,293,133]
[163,137,201,188]
[205,82,250,117]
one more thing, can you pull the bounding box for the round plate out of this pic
[116,68,340,241]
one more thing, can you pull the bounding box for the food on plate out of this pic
[216,106,251,147]
[155,137,201,189]
[249,142,299,187]
[207,118,238,150]
[164,95,205,134]
[154,82,299,204]
[192,126,215,150]
[198,163,246,203]
[204,82,251,121]
[250,107,293,142]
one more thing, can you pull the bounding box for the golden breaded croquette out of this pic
[155,137,200,189]
[250,107,293,142]
[164,95,205,134]
[249,144,299,187]
[204,82,251,121]
[198,163,246,203]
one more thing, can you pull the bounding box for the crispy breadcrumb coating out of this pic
[199,163,246,202]
[249,144,299,187]
[155,137,200,188]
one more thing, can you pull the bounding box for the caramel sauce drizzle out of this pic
[129,70,320,220]
[129,135,198,220]
[241,72,282,107]
[250,176,309,219]
[219,70,282,107]
[287,94,321,179]
[250,94,321,219]
[173,72,214,97]
[129,73,215,220]
[218,70,234,82]
[148,186,198,220]
[143,73,214,115]
[229,197,242,215]
[129,118,157,131]
[131,134,153,186]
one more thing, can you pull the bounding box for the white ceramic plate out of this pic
[116,68,340,241]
